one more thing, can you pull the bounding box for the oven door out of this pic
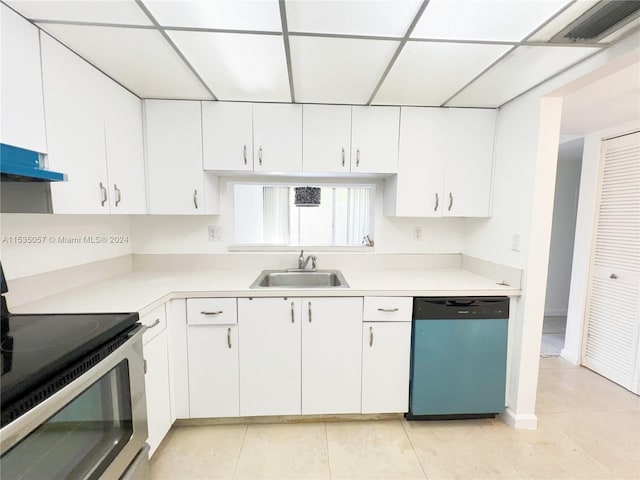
[0,326,147,480]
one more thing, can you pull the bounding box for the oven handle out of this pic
[0,325,145,454]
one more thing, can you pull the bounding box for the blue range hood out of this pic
[0,143,66,182]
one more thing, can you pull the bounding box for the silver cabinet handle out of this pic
[434,193,439,212]
[114,184,122,207]
[369,326,373,347]
[259,146,263,166]
[193,189,198,209]
[145,318,160,331]
[243,144,247,165]
[99,182,107,207]
[610,273,618,279]
[201,310,223,316]
[227,327,232,349]
[308,301,312,323]
[356,148,360,167]
[448,192,453,212]
[377,308,399,313]
[291,301,295,323]
[341,147,345,167]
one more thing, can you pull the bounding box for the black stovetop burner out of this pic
[0,262,139,425]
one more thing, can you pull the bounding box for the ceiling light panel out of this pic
[142,0,281,31]
[373,42,511,106]
[6,0,152,25]
[286,0,422,37]
[448,45,600,107]
[290,36,398,104]
[411,0,572,42]
[37,24,211,99]
[169,31,290,102]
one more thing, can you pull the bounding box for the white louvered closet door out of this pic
[582,131,640,393]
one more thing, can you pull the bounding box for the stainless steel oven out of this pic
[0,325,149,479]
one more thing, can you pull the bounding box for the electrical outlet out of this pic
[511,233,520,252]
[413,226,422,241]
[208,225,222,241]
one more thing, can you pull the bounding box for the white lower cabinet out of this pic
[143,328,172,457]
[238,297,302,416]
[302,297,363,414]
[187,298,240,418]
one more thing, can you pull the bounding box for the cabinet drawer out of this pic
[363,297,412,322]
[187,298,237,325]
[141,304,166,345]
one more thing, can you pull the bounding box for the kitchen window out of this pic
[233,183,374,247]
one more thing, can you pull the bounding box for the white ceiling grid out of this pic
[4,0,629,108]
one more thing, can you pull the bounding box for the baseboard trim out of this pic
[500,408,538,430]
[560,348,580,365]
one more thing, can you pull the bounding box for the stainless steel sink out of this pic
[250,269,349,288]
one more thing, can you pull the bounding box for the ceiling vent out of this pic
[551,0,640,43]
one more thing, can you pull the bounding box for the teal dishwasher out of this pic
[407,297,509,420]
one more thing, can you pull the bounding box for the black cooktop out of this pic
[1,312,139,410]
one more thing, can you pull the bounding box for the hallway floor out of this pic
[149,357,640,479]
[541,315,567,357]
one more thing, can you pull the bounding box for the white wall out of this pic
[0,214,132,279]
[544,138,584,317]
[562,120,640,365]
[131,177,467,255]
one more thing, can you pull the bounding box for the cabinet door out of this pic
[188,325,240,418]
[144,330,172,457]
[386,108,446,217]
[351,106,399,174]
[303,105,351,173]
[202,101,253,171]
[442,109,496,217]
[0,5,47,153]
[238,298,301,416]
[41,35,109,214]
[361,322,411,414]
[253,104,302,173]
[103,80,146,214]
[301,297,362,414]
[144,100,205,214]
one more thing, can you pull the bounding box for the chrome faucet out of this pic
[298,250,317,270]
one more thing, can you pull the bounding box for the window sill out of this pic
[227,245,375,253]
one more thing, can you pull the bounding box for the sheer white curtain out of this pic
[347,188,371,245]
[263,187,290,244]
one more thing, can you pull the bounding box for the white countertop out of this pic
[12,267,521,316]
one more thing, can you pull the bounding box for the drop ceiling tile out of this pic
[6,0,152,25]
[286,0,422,37]
[142,0,281,31]
[373,42,511,106]
[37,24,211,99]
[448,45,600,107]
[169,31,290,102]
[412,0,572,42]
[290,36,398,104]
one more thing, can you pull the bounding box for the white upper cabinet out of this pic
[41,35,110,214]
[385,107,496,218]
[102,79,146,214]
[302,105,352,173]
[144,100,208,215]
[442,108,496,217]
[0,5,47,153]
[253,103,302,173]
[351,106,400,174]
[202,101,253,171]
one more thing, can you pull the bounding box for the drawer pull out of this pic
[369,326,374,347]
[308,301,312,323]
[201,311,223,316]
[291,302,295,323]
[148,318,161,329]
[377,308,399,313]
[227,327,232,349]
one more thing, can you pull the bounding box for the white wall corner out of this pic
[560,348,580,366]
[500,408,538,430]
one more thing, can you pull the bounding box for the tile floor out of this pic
[540,315,567,357]
[150,357,640,480]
